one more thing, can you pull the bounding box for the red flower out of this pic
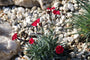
[47,7,55,11]
[53,10,60,15]
[12,33,17,40]
[51,7,55,10]
[47,7,51,10]
[55,45,64,54]
[29,38,35,44]
[31,18,40,26]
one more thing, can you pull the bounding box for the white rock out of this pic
[67,12,72,18]
[79,8,85,14]
[51,14,55,19]
[78,48,82,52]
[62,0,66,5]
[59,7,63,11]
[65,19,70,22]
[61,15,66,21]
[74,4,78,9]
[44,30,49,35]
[11,9,17,14]
[56,18,59,23]
[72,28,78,34]
[12,26,18,32]
[39,13,42,17]
[64,33,68,37]
[1,14,8,20]
[60,15,66,24]
[70,52,75,58]
[33,10,38,14]
[59,34,64,38]
[15,57,21,60]
[67,37,74,42]
[34,14,38,18]
[21,55,30,60]
[73,34,79,39]
[3,7,11,14]
[16,12,23,20]
[40,17,44,22]
[68,2,74,11]
[25,16,31,24]
[66,23,71,28]
[61,23,64,27]
[77,44,87,58]
[56,22,60,26]
[56,31,61,34]
[24,12,31,17]
[67,32,72,35]
[17,24,21,29]
[53,2,60,7]
[63,37,74,42]
[11,14,16,20]
[42,21,46,26]
[43,25,48,28]
[63,38,68,42]
[57,15,61,18]
[55,27,60,32]
[67,29,71,32]
[47,19,51,24]
[72,0,77,3]
[23,20,27,27]
[15,55,29,60]
[17,7,25,13]
[63,4,68,11]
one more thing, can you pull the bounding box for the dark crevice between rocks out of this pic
[10,52,24,60]
[0,5,41,9]
[10,54,19,60]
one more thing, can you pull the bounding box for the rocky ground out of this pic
[0,0,90,60]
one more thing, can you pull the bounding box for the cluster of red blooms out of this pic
[47,7,60,15]
[12,18,40,44]
[12,7,64,54]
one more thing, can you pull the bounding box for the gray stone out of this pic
[0,23,20,60]
[13,0,39,8]
[0,0,53,9]
[68,2,75,11]
[0,0,13,6]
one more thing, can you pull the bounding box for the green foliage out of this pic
[72,0,90,42]
[26,29,60,60]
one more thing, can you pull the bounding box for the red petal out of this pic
[29,38,35,44]
[12,33,17,40]
[55,45,64,54]
[56,11,60,15]
[31,18,40,26]
[53,10,57,14]
[47,7,55,11]
[51,7,55,10]
[31,22,37,26]
[47,7,50,10]
[35,18,40,23]
[53,10,60,15]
